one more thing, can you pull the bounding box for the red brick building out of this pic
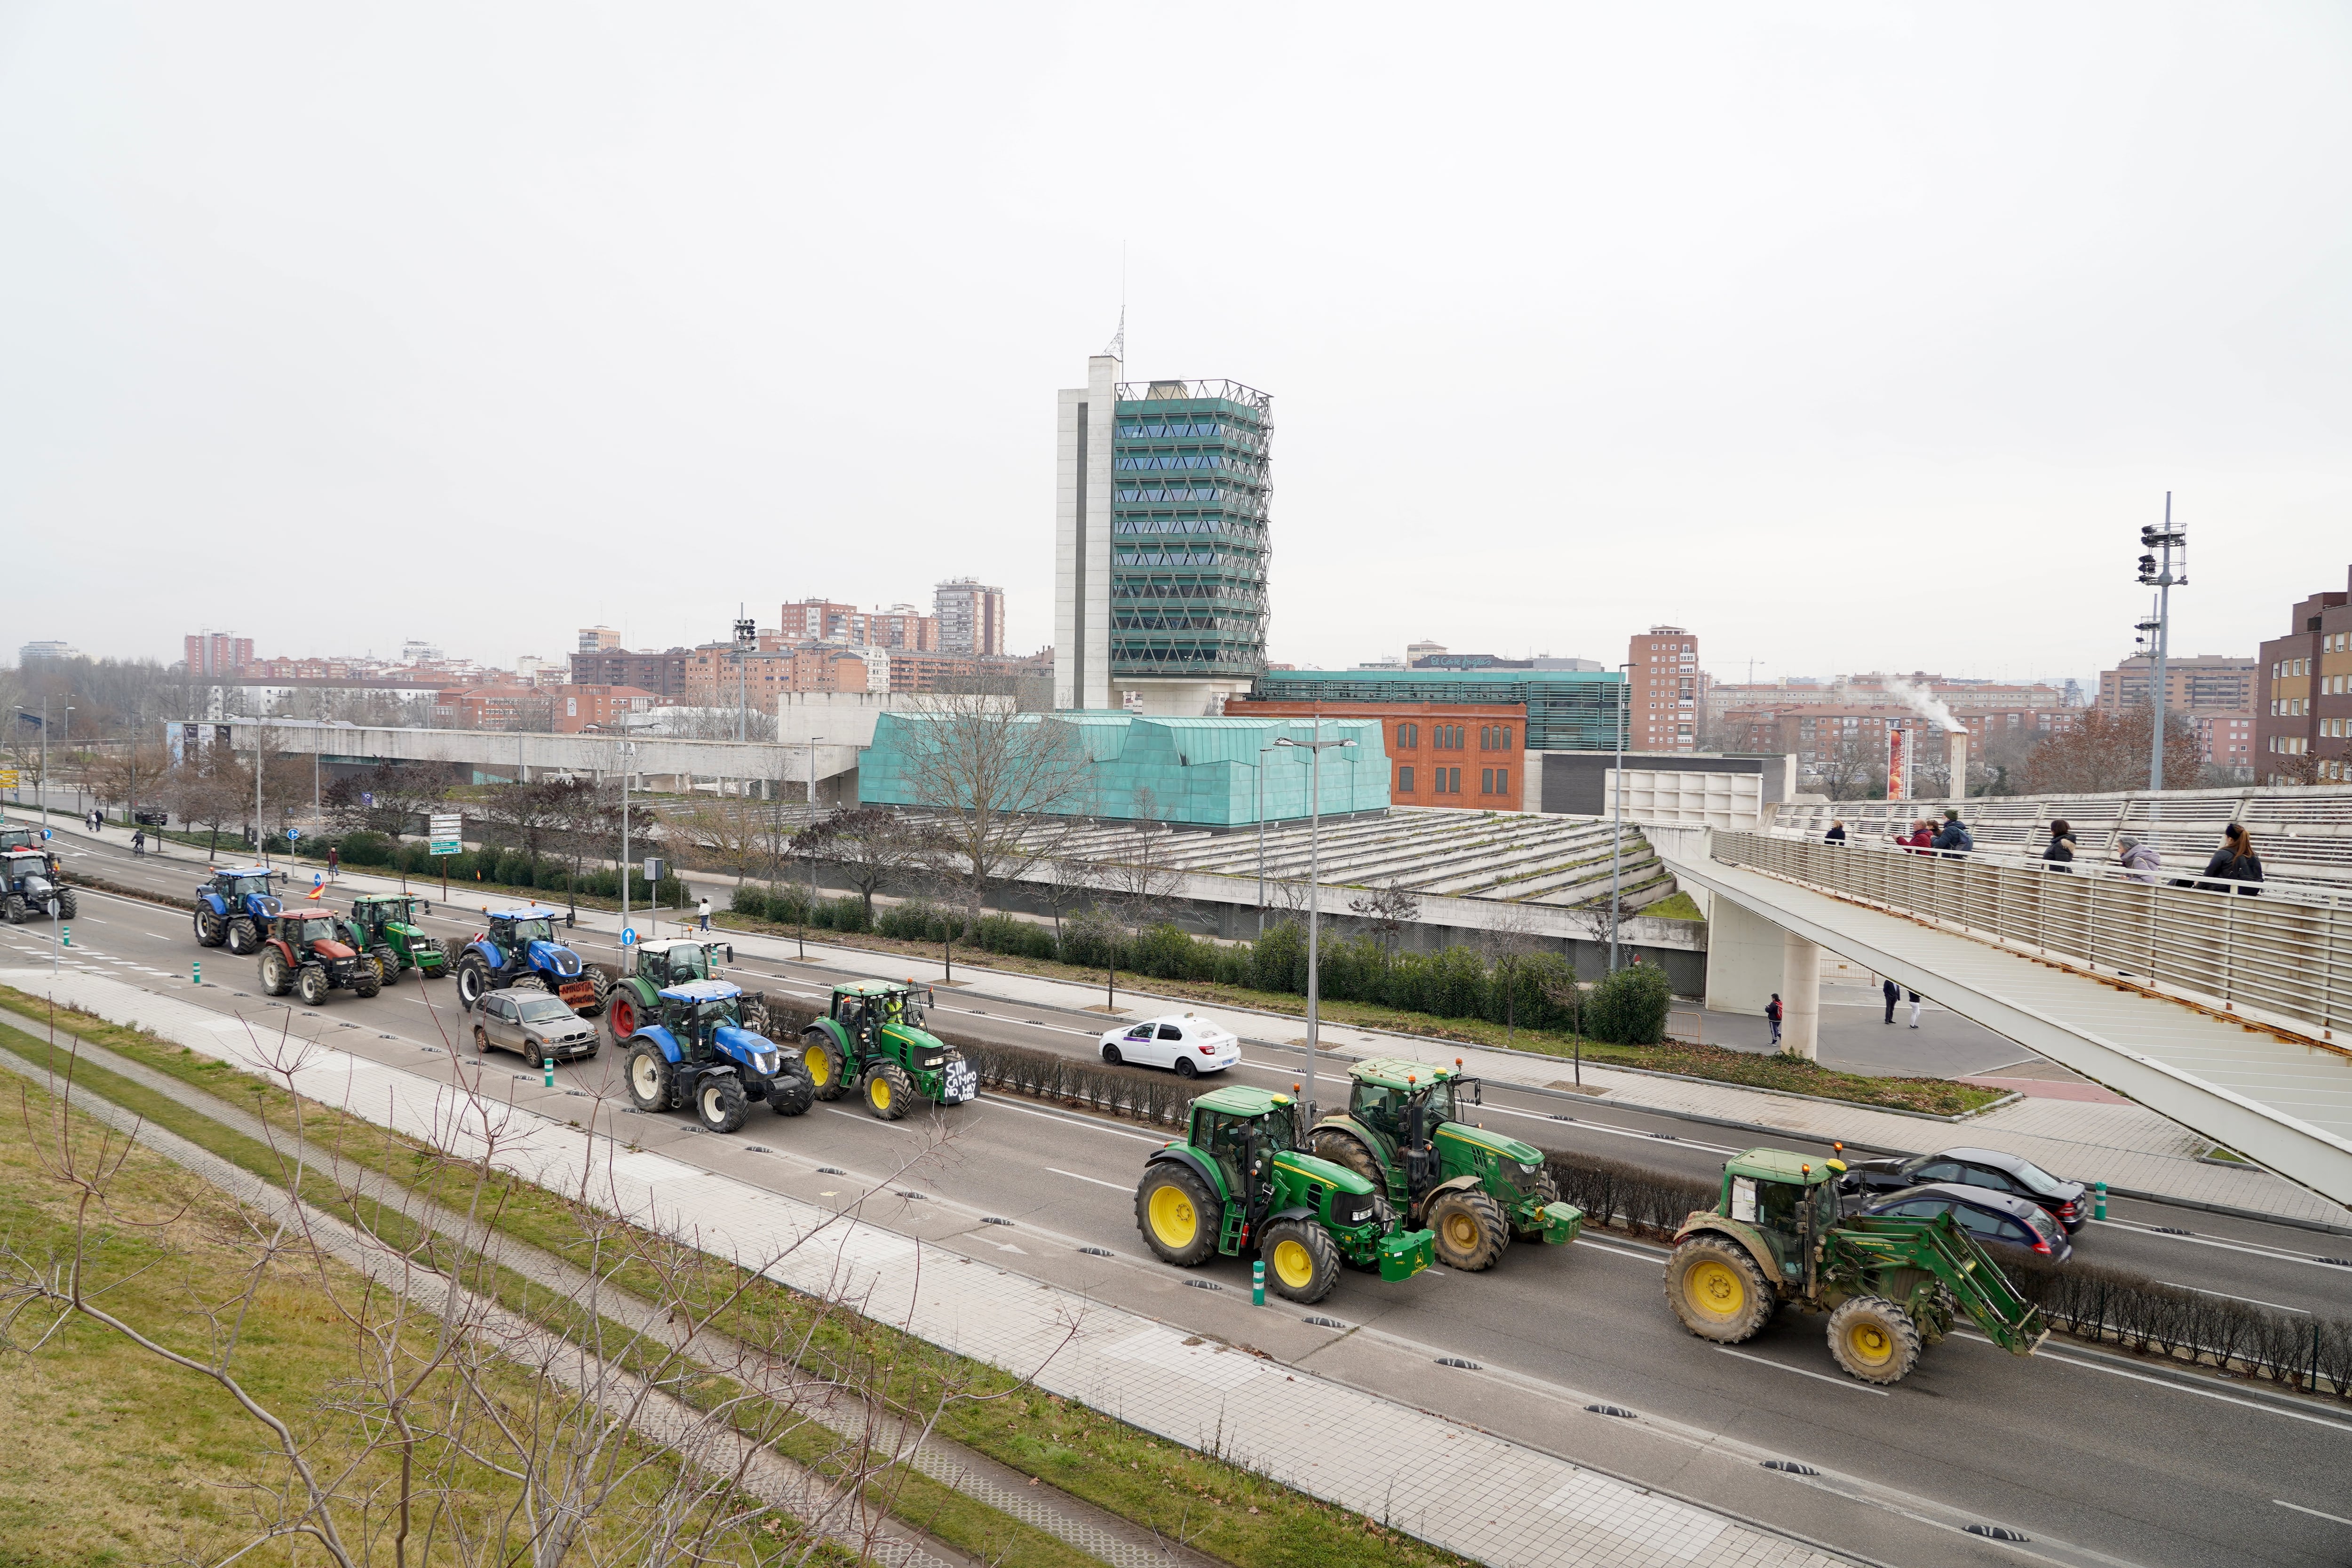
[2257,566,2352,783]
[545,684,659,733]
[1225,698,1528,811]
[1628,626,1701,750]
[432,685,545,731]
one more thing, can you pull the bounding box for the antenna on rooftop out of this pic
[1103,241,1127,362]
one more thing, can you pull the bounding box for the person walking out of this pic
[2042,819,2077,872]
[1931,809,1973,859]
[326,845,341,883]
[1907,989,1924,1028]
[1825,820,1848,847]
[697,894,712,931]
[1766,993,1783,1048]
[2116,834,2161,883]
[1882,976,1899,1025]
[2200,824,2264,895]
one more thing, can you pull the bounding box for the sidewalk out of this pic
[28,808,2352,1232]
[1,961,1858,1568]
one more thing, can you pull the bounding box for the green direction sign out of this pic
[428,812,463,858]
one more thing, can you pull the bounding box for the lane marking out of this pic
[1573,1238,1667,1263]
[1953,1332,2352,1433]
[1715,1346,1889,1395]
[2154,1281,2311,1315]
[2275,1499,2352,1527]
[2095,1218,2346,1269]
[975,1093,1168,1144]
[1045,1166,1131,1193]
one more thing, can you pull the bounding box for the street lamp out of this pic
[802,735,826,959]
[1254,736,1285,936]
[1610,661,1632,972]
[2136,495,2187,817]
[619,740,639,942]
[1272,719,1355,1125]
[732,612,758,746]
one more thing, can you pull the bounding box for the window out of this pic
[1398,765,1414,793]
[1496,767,1509,796]
[1398,722,1418,748]
[1480,768,1494,794]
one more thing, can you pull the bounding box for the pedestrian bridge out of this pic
[1660,831,2352,1209]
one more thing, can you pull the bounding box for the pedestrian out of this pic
[2042,819,2077,872]
[1908,990,1923,1028]
[1882,976,1899,1025]
[2116,834,2161,884]
[327,845,341,883]
[2199,824,2263,895]
[1825,819,1848,847]
[1931,809,1973,859]
[1892,820,1934,855]
[1766,993,1783,1046]
[697,894,712,931]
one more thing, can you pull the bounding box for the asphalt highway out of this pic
[12,833,2352,1567]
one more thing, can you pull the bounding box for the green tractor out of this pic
[798,979,977,1121]
[1305,1057,1582,1272]
[605,937,754,1040]
[1136,1084,1436,1304]
[345,894,448,985]
[1666,1148,2049,1386]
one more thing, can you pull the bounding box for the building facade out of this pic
[545,684,660,733]
[778,599,938,650]
[1225,697,1529,812]
[577,627,620,653]
[2097,653,2258,715]
[1057,357,1271,715]
[184,632,254,677]
[569,647,694,700]
[2256,566,2352,783]
[1628,626,1701,750]
[1248,668,1626,751]
[935,579,1007,657]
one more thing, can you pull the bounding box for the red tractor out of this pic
[259,908,383,1005]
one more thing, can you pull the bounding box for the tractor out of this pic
[0,826,48,853]
[452,903,610,1017]
[1136,1085,1437,1304]
[0,846,75,924]
[605,937,757,1039]
[622,979,815,1134]
[193,867,284,954]
[257,907,383,1005]
[798,979,976,1121]
[1665,1147,2049,1386]
[345,894,448,984]
[1306,1057,1582,1272]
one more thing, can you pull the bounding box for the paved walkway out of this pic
[1,962,1854,1568]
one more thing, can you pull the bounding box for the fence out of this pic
[1715,831,2352,1042]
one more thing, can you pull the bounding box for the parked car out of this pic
[470,987,601,1067]
[1852,1182,2074,1263]
[1838,1145,2089,1233]
[1098,1014,1241,1078]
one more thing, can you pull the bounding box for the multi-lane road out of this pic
[9,828,2352,1568]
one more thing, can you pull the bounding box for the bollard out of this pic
[193,960,202,986]
[59,926,69,948]
[2093,1181,2107,1221]
[543,1057,555,1090]
[1252,1258,1265,1306]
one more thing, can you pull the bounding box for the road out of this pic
[12,831,2352,1568]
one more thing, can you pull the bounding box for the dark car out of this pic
[1852,1182,2074,1264]
[470,987,600,1067]
[1838,1145,2089,1233]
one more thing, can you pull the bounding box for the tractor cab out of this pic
[201,867,282,916]
[0,826,45,854]
[827,979,932,1051]
[350,894,431,942]
[1188,1087,1297,1201]
[1341,1057,1487,1197]
[0,848,72,923]
[1717,1148,1843,1285]
[623,938,734,989]
[277,908,355,960]
[653,978,748,1061]
[485,907,559,949]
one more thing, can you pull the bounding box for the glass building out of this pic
[1249,668,1631,750]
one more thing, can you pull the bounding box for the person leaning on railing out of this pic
[1891,819,1934,854]
[1825,819,1847,846]
[2041,819,2077,872]
[1931,810,1973,860]
[2193,824,2264,896]
[2115,834,2161,883]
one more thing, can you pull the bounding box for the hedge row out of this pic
[726,883,1677,1045]
[2009,1256,2351,1395]
[260,831,687,907]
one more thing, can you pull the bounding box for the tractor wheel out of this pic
[696,1074,749,1134]
[607,991,641,1041]
[54,889,76,919]
[371,947,401,986]
[353,965,380,1000]
[1261,1220,1343,1305]
[1425,1190,1510,1272]
[509,973,548,995]
[801,1029,850,1101]
[577,970,610,1019]
[1135,1164,1218,1267]
[3,894,26,925]
[863,1062,913,1122]
[768,1063,814,1118]
[296,966,329,1006]
[1827,1297,1923,1385]
[227,917,260,955]
[740,997,772,1036]
[454,955,493,1011]
[194,908,226,947]
[259,947,291,997]
[1664,1235,1776,1344]
[1514,1170,1565,1239]
[626,1045,675,1113]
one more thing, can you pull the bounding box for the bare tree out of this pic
[160,735,247,855]
[1081,789,1188,1011]
[469,777,572,862]
[1482,903,1551,1046]
[896,696,1094,923]
[323,762,448,840]
[1347,879,1422,957]
[1811,731,1887,802]
[2019,708,2202,794]
[1538,970,1590,1086]
[794,807,938,923]
[88,739,170,828]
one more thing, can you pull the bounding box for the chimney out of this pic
[1946,731,1970,800]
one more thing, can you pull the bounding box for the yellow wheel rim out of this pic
[1685,1259,1745,1321]
[1443,1212,1480,1250]
[1847,1320,1892,1366]
[1271,1238,1316,1289]
[1148,1185,1197,1247]
[870,1075,892,1109]
[804,1045,830,1085]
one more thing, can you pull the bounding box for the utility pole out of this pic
[803,735,824,959]
[1610,661,1631,971]
[2136,494,2188,827]
[1273,718,1354,1127]
[619,740,636,942]
[733,611,756,746]
[1255,737,1280,936]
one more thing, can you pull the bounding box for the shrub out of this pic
[731,885,769,919]
[1250,919,1305,994]
[337,831,394,867]
[1132,923,1215,981]
[1584,962,1673,1044]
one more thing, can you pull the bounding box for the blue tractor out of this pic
[453,903,611,1017]
[620,978,814,1133]
[192,867,284,955]
[0,846,75,925]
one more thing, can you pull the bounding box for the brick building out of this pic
[184,632,254,677]
[545,684,659,733]
[2097,653,2259,715]
[432,685,546,731]
[2257,565,2352,783]
[569,647,693,700]
[1224,698,1528,811]
[779,598,939,651]
[1628,627,1701,750]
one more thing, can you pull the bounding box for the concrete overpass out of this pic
[1667,830,2352,1209]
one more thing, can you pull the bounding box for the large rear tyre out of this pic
[802,1029,850,1101]
[371,947,401,986]
[626,1045,675,1113]
[1262,1220,1342,1304]
[1135,1164,1218,1267]
[353,968,380,999]
[1827,1296,1923,1386]
[696,1073,748,1134]
[54,889,76,919]
[296,966,329,1006]
[0,895,22,926]
[194,908,226,947]
[768,1065,814,1118]
[1425,1189,1510,1272]
[863,1062,912,1121]
[259,947,292,997]
[454,955,493,1011]
[576,970,610,1019]
[227,918,260,955]
[1664,1235,1776,1344]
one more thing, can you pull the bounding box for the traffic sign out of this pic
[0,770,17,788]
[428,812,463,857]
[286,828,302,842]
[643,856,665,883]
[620,926,637,947]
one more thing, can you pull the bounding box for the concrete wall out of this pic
[1702,894,1784,1016]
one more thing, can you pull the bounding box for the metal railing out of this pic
[1714,831,2352,1043]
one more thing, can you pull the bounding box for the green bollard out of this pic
[543,1057,554,1089]
[2093,1181,2107,1221]
[1252,1258,1265,1306]
[59,926,69,948]
[193,960,202,986]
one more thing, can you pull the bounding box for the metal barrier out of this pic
[1714,831,2352,1043]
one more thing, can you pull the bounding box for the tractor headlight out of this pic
[924,1057,945,1069]
[1518,1161,1542,1176]
[756,1052,778,1075]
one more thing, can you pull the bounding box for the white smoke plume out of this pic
[1880,677,1964,732]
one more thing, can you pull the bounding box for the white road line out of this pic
[1573,1238,1666,1263]
[2275,1499,2352,1527]
[2155,1280,2311,1314]
[1045,1166,1131,1192]
[975,1093,1168,1144]
[2095,1218,2343,1269]
[1952,1331,2352,1432]
[1714,1346,1889,1395]
[822,1106,917,1131]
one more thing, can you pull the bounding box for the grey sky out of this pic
[5,5,2347,685]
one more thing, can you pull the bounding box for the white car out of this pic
[1099,1014,1241,1078]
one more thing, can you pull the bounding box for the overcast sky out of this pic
[5,5,2348,687]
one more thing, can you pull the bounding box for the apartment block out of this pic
[2098,654,2258,715]
[935,578,1007,657]
[184,632,254,677]
[1628,626,1701,750]
[569,647,694,700]
[545,684,660,733]
[779,598,939,650]
[577,626,621,653]
[2257,565,2352,782]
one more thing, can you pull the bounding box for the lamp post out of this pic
[2136,495,2187,825]
[1610,661,1632,972]
[1272,720,1355,1125]
[619,740,637,943]
[733,612,757,747]
[1255,736,1281,936]
[803,736,825,959]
